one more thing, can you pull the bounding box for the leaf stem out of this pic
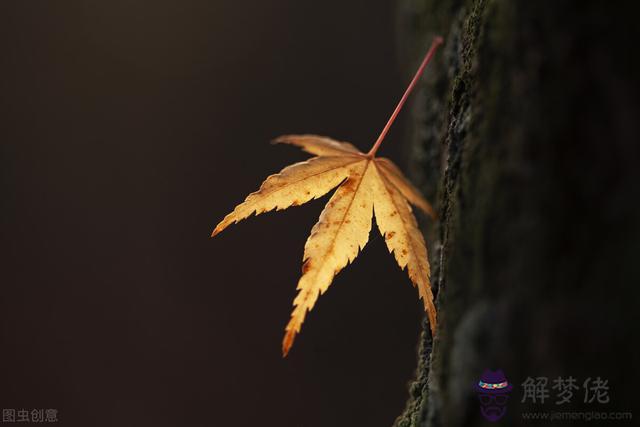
[366,36,444,158]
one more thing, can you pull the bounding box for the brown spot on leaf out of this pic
[302,261,312,274]
[341,180,352,189]
[386,231,395,239]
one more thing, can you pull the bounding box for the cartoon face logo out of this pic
[475,369,513,422]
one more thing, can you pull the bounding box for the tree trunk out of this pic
[394,1,640,426]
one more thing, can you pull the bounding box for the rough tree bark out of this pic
[394,1,640,426]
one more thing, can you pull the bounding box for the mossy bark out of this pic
[394,1,640,426]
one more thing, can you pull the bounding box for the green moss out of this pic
[393,1,490,425]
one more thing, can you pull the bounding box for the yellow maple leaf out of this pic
[212,37,443,356]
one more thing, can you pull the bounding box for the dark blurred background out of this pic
[1,1,432,426]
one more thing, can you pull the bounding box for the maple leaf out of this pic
[211,37,443,356]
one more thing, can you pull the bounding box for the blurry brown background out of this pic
[1,1,430,426]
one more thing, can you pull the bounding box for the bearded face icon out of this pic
[475,369,512,422]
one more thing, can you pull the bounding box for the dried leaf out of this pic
[211,37,443,356]
[213,136,437,356]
